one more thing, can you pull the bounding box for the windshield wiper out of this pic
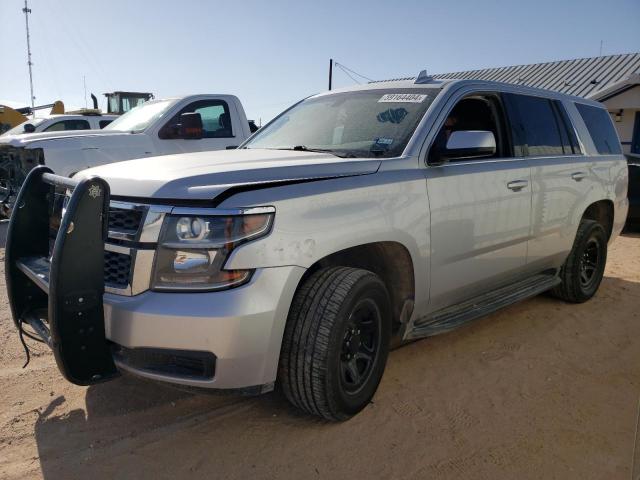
[277,145,357,158]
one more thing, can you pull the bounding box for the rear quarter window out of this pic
[575,103,622,155]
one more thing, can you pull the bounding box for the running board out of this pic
[405,274,561,340]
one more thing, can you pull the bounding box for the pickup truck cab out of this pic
[5,76,628,421]
[1,113,118,136]
[0,94,252,214]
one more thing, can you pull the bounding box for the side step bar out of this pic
[405,274,561,340]
[5,166,119,385]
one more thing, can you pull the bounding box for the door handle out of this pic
[507,180,528,192]
[571,172,586,182]
[226,145,239,150]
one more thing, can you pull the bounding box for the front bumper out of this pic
[104,265,305,390]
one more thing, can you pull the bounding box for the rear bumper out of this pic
[628,196,640,223]
[104,265,305,390]
[627,163,640,226]
[612,195,629,241]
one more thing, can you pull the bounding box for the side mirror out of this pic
[23,123,36,133]
[431,130,496,165]
[178,112,203,140]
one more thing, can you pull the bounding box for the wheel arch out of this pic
[297,241,415,333]
[582,199,614,240]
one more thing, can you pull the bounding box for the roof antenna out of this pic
[415,69,433,84]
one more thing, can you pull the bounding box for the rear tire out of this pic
[279,267,391,421]
[551,219,607,303]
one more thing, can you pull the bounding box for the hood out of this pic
[77,149,381,200]
[0,129,128,147]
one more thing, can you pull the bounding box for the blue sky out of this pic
[1,0,639,123]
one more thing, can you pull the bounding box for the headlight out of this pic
[151,208,274,291]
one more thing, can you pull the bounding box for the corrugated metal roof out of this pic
[371,53,640,99]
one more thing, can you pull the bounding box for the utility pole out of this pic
[22,0,35,111]
[328,58,333,91]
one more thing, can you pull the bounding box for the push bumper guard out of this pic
[5,166,119,385]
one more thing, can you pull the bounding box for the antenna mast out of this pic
[22,0,35,110]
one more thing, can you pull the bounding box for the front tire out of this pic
[552,219,607,303]
[279,267,391,421]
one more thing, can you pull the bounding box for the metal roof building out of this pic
[376,53,640,157]
[433,53,640,100]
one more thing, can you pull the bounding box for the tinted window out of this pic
[504,94,564,156]
[99,120,113,129]
[552,101,581,154]
[575,103,622,155]
[159,100,232,139]
[43,119,91,132]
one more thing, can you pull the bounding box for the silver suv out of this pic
[6,75,628,421]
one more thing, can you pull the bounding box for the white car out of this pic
[0,95,253,214]
[1,114,117,136]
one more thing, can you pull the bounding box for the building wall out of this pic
[602,86,640,156]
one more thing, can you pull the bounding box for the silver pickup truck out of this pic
[6,74,628,421]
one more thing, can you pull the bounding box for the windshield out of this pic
[244,89,439,158]
[1,117,48,136]
[104,99,175,133]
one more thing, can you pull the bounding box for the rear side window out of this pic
[503,94,564,157]
[575,103,622,155]
[43,119,91,132]
[99,120,113,129]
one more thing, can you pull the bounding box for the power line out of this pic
[334,61,375,83]
[336,64,362,84]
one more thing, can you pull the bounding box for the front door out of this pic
[426,93,532,312]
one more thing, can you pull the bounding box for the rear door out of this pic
[425,91,532,311]
[503,93,593,272]
[154,99,239,154]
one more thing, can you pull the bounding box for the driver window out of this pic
[159,100,232,139]
[429,95,508,163]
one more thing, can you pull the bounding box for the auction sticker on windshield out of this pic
[378,93,428,103]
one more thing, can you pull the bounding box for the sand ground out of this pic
[1,226,640,480]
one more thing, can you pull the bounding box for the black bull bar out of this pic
[5,166,119,385]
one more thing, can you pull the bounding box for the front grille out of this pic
[112,346,216,380]
[104,250,131,289]
[108,207,143,234]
